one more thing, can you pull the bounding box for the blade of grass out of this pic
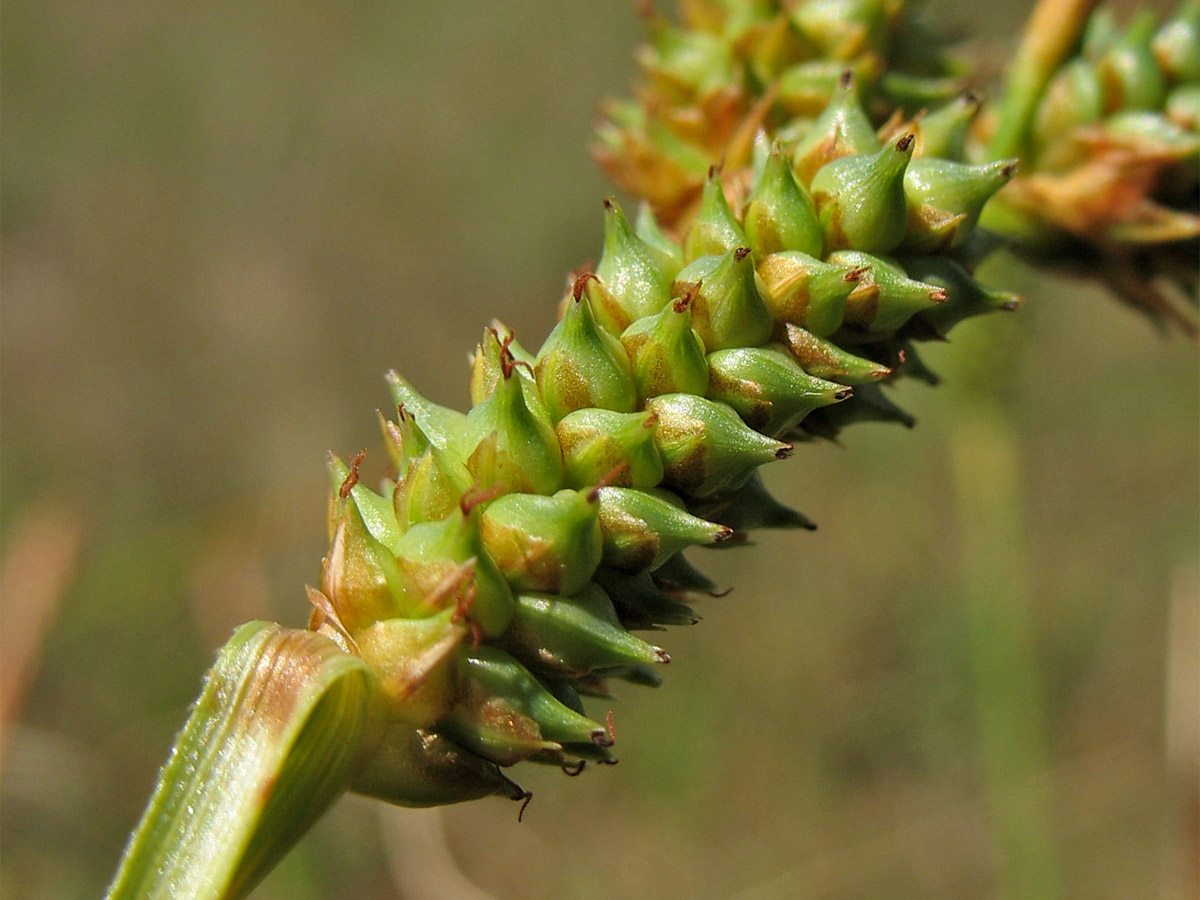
[105,621,378,900]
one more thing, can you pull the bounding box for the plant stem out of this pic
[987,0,1100,161]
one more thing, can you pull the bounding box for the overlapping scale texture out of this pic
[594,0,966,222]
[304,7,1026,803]
[985,2,1200,337]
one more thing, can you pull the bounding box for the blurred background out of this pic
[2,1,1196,898]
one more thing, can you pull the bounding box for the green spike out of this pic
[672,247,774,351]
[634,202,684,281]
[555,408,665,490]
[683,170,749,262]
[810,133,915,254]
[706,344,853,435]
[792,70,882,185]
[479,489,603,596]
[915,92,982,160]
[828,250,946,335]
[535,275,638,422]
[776,322,893,384]
[900,158,1018,252]
[392,502,514,639]
[901,255,1023,337]
[743,148,823,257]
[466,333,563,496]
[445,645,609,766]
[645,392,792,497]
[592,566,698,629]
[352,723,527,808]
[595,485,733,571]
[499,584,670,677]
[592,198,673,334]
[619,294,711,400]
[756,249,863,336]
[688,470,817,532]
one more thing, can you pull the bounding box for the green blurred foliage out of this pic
[1,2,1195,899]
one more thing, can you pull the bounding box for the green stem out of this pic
[945,314,1062,900]
[987,0,1100,161]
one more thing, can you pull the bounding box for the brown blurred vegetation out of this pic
[1,1,1196,899]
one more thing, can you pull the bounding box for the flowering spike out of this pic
[683,169,749,262]
[645,392,792,497]
[595,485,732,571]
[673,247,773,350]
[743,148,824,257]
[593,198,674,334]
[706,344,852,435]
[536,276,639,422]
[810,133,915,253]
[479,489,604,596]
[556,408,665,489]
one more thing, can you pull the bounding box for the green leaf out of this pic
[105,621,378,900]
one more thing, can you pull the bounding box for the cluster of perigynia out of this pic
[315,26,1026,804]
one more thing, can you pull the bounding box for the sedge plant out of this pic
[104,1,1198,897]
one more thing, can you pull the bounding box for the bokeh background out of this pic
[2,1,1196,898]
